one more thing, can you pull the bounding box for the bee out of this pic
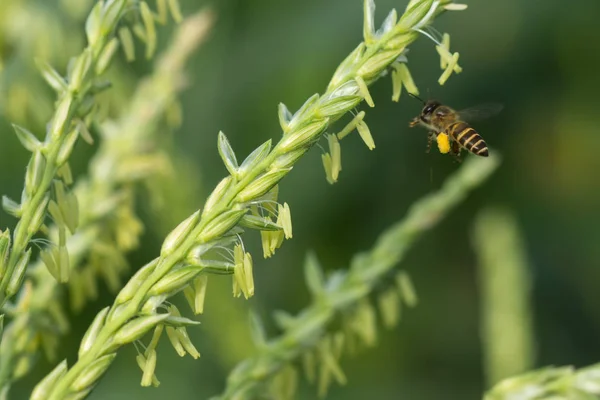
[408,95,503,161]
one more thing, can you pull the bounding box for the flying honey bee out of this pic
[408,95,503,161]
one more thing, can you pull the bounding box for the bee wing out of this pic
[457,103,504,122]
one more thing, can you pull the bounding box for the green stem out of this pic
[218,154,501,399]
[45,1,462,396]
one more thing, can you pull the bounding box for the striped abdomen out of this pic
[447,121,489,157]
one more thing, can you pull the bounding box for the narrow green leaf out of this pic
[278,103,293,133]
[35,59,67,92]
[218,131,239,176]
[363,0,376,43]
[238,139,272,177]
[12,124,40,152]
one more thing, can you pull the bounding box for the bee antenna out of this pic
[408,92,425,104]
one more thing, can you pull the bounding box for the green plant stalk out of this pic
[485,363,600,399]
[216,154,501,400]
[0,0,129,308]
[0,10,214,394]
[43,1,460,397]
[473,208,535,386]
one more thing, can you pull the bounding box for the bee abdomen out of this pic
[449,122,489,157]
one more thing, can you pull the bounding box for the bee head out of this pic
[420,100,442,123]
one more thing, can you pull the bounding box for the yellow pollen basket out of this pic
[436,133,451,154]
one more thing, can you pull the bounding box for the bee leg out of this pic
[450,140,462,163]
[426,132,436,153]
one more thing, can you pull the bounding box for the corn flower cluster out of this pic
[26,0,469,398]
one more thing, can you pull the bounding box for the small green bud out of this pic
[398,0,435,31]
[197,209,247,243]
[384,31,419,51]
[357,49,402,80]
[72,354,116,392]
[101,0,127,35]
[40,248,60,282]
[51,95,73,139]
[69,49,92,90]
[149,267,201,297]
[279,118,329,152]
[161,210,201,256]
[25,151,46,197]
[271,148,308,170]
[35,59,67,92]
[236,170,290,203]
[7,249,32,296]
[288,94,320,131]
[0,229,10,280]
[363,0,376,43]
[96,37,120,75]
[328,43,366,90]
[58,239,70,283]
[85,1,103,47]
[202,176,232,216]
[115,261,157,304]
[31,360,68,400]
[317,95,362,119]
[118,27,136,61]
[12,124,41,152]
[79,307,110,358]
[218,131,239,177]
[28,194,50,236]
[278,103,293,133]
[141,294,168,315]
[238,139,272,177]
[114,314,170,345]
[379,9,398,34]
[2,196,21,218]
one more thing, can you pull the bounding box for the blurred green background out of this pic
[2,0,600,398]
